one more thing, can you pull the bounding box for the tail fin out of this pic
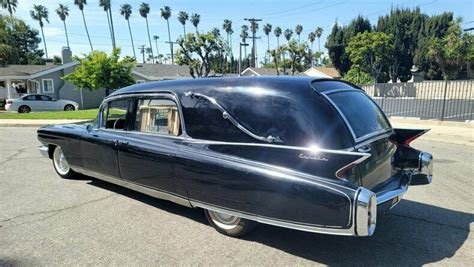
[390,128,430,145]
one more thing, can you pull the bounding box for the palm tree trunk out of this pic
[277,37,279,49]
[166,20,173,64]
[145,17,154,63]
[183,25,186,36]
[154,39,160,62]
[63,21,70,49]
[40,26,48,58]
[108,8,116,49]
[105,11,114,49]
[127,19,136,58]
[318,37,321,52]
[81,10,93,52]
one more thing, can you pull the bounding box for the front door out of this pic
[117,96,181,193]
[81,98,130,178]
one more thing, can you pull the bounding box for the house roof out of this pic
[132,64,192,80]
[304,67,341,78]
[241,67,279,76]
[0,64,56,77]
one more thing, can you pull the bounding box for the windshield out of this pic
[328,91,391,140]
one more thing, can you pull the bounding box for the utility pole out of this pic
[244,18,262,68]
[138,45,146,63]
[165,41,178,64]
[239,42,249,76]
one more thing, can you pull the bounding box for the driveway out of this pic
[0,127,472,266]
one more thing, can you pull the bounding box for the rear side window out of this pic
[328,91,390,140]
[133,98,181,136]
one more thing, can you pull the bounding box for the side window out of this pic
[133,98,181,136]
[39,95,52,101]
[103,99,130,130]
[23,95,36,101]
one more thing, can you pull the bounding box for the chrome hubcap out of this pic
[208,210,240,230]
[65,106,74,111]
[53,147,70,175]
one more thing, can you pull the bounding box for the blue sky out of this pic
[7,0,474,63]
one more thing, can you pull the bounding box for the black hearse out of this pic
[38,77,433,237]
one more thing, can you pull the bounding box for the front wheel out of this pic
[52,146,78,179]
[204,209,257,237]
[64,104,75,111]
[18,105,31,113]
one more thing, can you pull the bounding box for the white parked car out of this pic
[5,94,79,113]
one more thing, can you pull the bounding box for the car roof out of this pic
[108,76,329,98]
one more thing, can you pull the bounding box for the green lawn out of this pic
[0,109,98,120]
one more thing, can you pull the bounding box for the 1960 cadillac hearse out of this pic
[37,77,433,237]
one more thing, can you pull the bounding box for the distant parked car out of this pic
[5,94,79,113]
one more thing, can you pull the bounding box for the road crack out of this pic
[387,213,471,232]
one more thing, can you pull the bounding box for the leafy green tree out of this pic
[346,31,394,82]
[377,8,425,82]
[56,4,70,49]
[120,4,136,59]
[286,40,308,75]
[427,18,474,80]
[343,67,374,84]
[178,11,188,36]
[190,13,200,33]
[30,5,49,59]
[326,16,371,76]
[63,48,135,93]
[175,32,225,78]
[74,0,93,52]
[414,12,453,79]
[139,3,154,62]
[0,15,45,64]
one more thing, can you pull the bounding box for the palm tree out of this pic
[274,26,282,48]
[30,5,49,58]
[223,19,232,46]
[177,11,188,36]
[74,0,93,52]
[211,27,220,38]
[120,4,136,58]
[284,28,293,44]
[139,3,154,63]
[295,24,303,43]
[308,32,316,67]
[56,4,70,49]
[240,25,249,61]
[190,13,200,33]
[160,6,173,64]
[99,0,115,49]
[2,0,17,17]
[315,27,323,52]
[263,23,272,53]
[153,35,160,62]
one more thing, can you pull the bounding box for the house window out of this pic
[136,80,146,84]
[42,79,54,93]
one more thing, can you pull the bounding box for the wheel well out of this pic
[48,144,56,159]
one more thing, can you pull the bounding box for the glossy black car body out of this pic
[38,77,433,237]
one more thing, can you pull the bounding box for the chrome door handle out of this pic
[357,146,371,153]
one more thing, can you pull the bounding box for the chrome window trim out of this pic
[320,90,393,144]
[184,91,283,143]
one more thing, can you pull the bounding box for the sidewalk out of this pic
[0,119,89,127]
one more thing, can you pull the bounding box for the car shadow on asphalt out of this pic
[87,178,473,265]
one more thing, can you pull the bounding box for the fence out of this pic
[360,80,474,122]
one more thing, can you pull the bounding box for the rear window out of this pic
[328,91,390,140]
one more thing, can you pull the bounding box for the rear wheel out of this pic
[18,105,31,113]
[52,146,78,179]
[204,209,257,237]
[64,104,75,111]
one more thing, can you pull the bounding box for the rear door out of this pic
[325,89,396,190]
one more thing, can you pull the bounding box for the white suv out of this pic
[5,94,79,113]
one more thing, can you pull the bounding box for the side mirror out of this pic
[86,124,92,132]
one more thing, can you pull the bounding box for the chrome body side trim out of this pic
[72,167,193,208]
[184,91,283,143]
[38,145,49,158]
[376,184,408,205]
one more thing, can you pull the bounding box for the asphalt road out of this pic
[0,127,473,266]
[372,98,473,121]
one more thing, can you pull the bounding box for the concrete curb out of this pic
[390,117,474,128]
